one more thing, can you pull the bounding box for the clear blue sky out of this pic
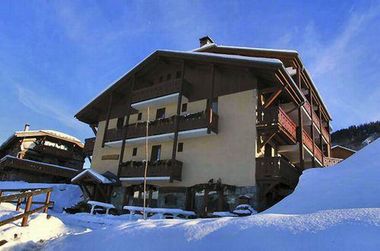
[1,0,380,144]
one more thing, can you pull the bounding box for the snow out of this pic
[0,181,83,212]
[0,203,70,250]
[2,140,380,250]
[71,169,113,184]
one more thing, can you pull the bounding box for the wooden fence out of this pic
[0,188,53,227]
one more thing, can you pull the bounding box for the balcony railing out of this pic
[257,106,297,143]
[104,110,218,143]
[32,145,74,159]
[302,129,324,164]
[118,159,183,181]
[131,79,191,104]
[83,137,96,156]
[256,156,301,187]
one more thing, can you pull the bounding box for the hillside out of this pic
[331,121,380,150]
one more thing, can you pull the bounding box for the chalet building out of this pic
[330,145,356,161]
[0,124,85,183]
[75,37,334,214]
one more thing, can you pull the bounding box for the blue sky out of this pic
[1,0,380,144]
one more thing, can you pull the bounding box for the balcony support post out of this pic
[101,93,113,148]
[296,69,305,170]
[207,64,216,134]
[90,124,98,136]
[171,61,186,165]
[118,77,135,176]
[318,106,325,165]
[310,95,316,167]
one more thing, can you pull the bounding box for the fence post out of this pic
[16,198,23,211]
[21,195,33,227]
[43,191,51,214]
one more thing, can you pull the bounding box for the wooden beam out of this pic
[207,64,216,134]
[101,94,113,148]
[118,77,135,175]
[310,95,316,167]
[171,61,186,163]
[264,89,282,109]
[89,124,97,136]
[296,68,305,170]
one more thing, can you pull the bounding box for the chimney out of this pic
[24,123,30,131]
[199,36,215,47]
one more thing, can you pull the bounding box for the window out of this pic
[132,147,137,156]
[178,142,183,152]
[117,117,124,129]
[166,73,171,80]
[156,108,166,120]
[176,71,182,79]
[164,194,178,207]
[151,145,161,162]
[181,103,187,112]
[137,113,142,121]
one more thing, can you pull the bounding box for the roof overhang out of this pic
[75,50,305,124]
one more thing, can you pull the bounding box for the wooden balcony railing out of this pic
[0,155,78,178]
[302,129,324,164]
[119,159,183,181]
[83,137,96,156]
[131,79,191,104]
[104,110,218,143]
[257,106,297,143]
[321,126,330,142]
[33,145,74,159]
[304,101,331,143]
[256,156,301,187]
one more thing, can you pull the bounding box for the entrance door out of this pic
[151,145,161,162]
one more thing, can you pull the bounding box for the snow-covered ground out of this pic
[1,139,380,250]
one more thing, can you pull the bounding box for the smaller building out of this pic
[331,145,356,160]
[0,124,85,183]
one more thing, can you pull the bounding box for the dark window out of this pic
[166,73,171,80]
[164,194,178,207]
[156,108,166,120]
[181,103,187,112]
[151,145,161,162]
[132,147,137,156]
[117,117,124,129]
[178,142,183,152]
[176,71,182,79]
[137,113,142,121]
[159,76,163,83]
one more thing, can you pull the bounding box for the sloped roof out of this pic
[194,43,332,120]
[0,129,83,151]
[75,49,305,124]
[71,169,114,184]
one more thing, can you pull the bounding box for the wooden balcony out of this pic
[304,101,330,142]
[131,79,191,104]
[302,129,324,164]
[32,145,74,159]
[118,159,183,182]
[257,106,297,144]
[83,137,96,156]
[0,155,78,178]
[256,156,301,187]
[104,111,218,143]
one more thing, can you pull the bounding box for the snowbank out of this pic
[3,140,380,250]
[268,139,380,214]
[0,182,83,212]
[0,203,69,250]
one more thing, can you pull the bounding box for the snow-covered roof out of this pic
[76,49,304,124]
[0,129,83,150]
[71,169,113,184]
[331,145,357,153]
